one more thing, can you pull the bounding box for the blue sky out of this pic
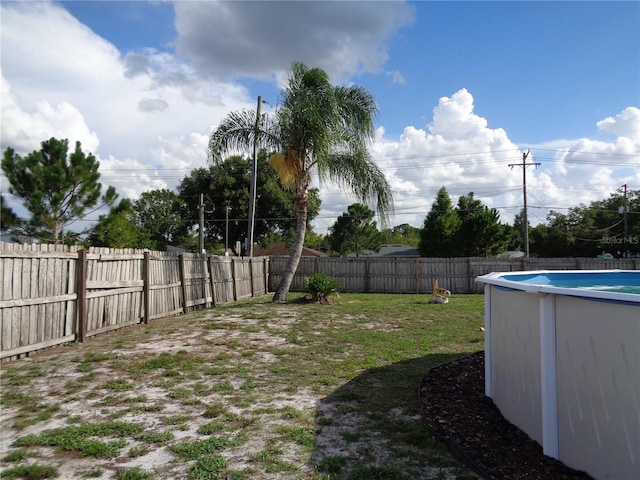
[2,1,639,236]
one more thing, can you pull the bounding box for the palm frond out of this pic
[321,149,394,226]
[208,110,281,164]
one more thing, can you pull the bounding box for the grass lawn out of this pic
[0,293,485,480]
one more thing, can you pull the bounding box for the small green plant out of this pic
[166,387,190,399]
[254,444,297,473]
[274,425,315,449]
[304,272,340,304]
[115,467,152,480]
[316,455,347,475]
[347,464,400,479]
[82,467,104,478]
[128,445,150,458]
[2,448,28,462]
[104,378,134,391]
[162,414,192,425]
[66,415,83,425]
[135,431,174,444]
[203,403,227,418]
[169,437,235,460]
[187,454,227,480]
[197,421,225,435]
[0,463,58,479]
[13,421,142,458]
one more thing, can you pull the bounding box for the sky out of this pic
[1,0,639,239]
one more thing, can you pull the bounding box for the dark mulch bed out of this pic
[419,351,595,480]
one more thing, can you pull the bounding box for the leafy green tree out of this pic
[327,203,382,256]
[209,62,392,301]
[529,188,640,257]
[380,223,420,247]
[86,199,142,248]
[588,187,639,256]
[509,209,527,252]
[419,187,460,257]
[455,192,510,256]
[177,153,320,255]
[2,137,117,244]
[419,189,511,257]
[303,229,326,252]
[131,189,190,250]
[1,195,22,232]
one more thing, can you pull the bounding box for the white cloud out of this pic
[386,70,406,85]
[362,90,522,227]
[308,90,640,235]
[138,98,170,113]
[173,0,415,83]
[596,107,640,144]
[1,74,100,154]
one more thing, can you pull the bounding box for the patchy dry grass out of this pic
[0,293,484,479]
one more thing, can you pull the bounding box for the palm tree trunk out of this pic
[272,189,308,303]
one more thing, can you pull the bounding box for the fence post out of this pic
[249,258,255,297]
[264,257,269,294]
[208,255,217,307]
[76,249,88,342]
[143,251,150,324]
[179,254,188,314]
[231,258,238,301]
[364,258,371,293]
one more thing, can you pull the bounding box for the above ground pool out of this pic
[476,270,640,480]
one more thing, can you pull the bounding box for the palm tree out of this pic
[208,62,393,302]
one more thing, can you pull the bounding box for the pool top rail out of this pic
[476,269,640,303]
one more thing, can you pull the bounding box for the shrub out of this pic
[304,273,340,304]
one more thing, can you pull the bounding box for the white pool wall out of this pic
[477,270,640,480]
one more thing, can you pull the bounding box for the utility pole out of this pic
[225,206,230,256]
[622,183,628,256]
[246,96,262,257]
[198,193,205,253]
[509,149,540,258]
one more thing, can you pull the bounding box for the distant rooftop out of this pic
[252,242,327,257]
[347,244,419,257]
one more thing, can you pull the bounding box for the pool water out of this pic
[580,285,640,294]
[501,271,640,294]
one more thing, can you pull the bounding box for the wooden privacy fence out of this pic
[0,243,269,360]
[268,256,640,294]
[3,242,639,360]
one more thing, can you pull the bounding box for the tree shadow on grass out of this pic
[310,352,480,480]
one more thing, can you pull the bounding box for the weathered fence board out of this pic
[0,242,269,360]
[209,257,235,304]
[268,256,640,294]
[0,247,78,357]
[84,251,146,338]
[2,240,637,360]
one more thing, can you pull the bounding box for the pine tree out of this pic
[2,137,117,244]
